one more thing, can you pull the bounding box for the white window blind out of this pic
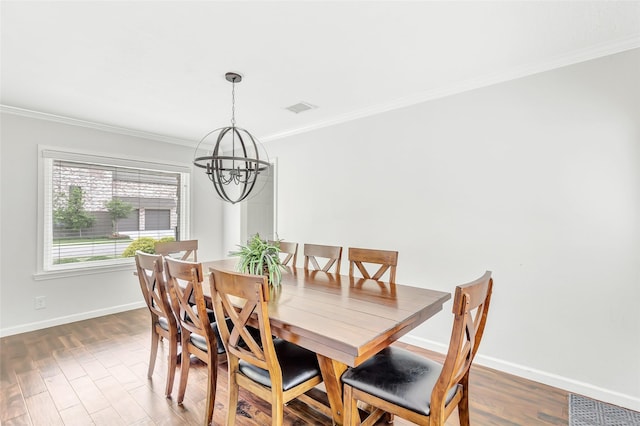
[39,148,190,275]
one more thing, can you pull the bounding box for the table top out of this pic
[203,259,451,367]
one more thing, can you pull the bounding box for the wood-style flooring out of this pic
[0,308,569,425]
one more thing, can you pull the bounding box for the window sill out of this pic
[33,262,136,281]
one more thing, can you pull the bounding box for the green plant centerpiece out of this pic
[229,234,285,286]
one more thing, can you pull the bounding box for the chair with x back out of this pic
[155,239,198,261]
[271,240,298,268]
[164,257,224,426]
[209,268,324,426]
[348,247,399,283]
[303,243,342,273]
[341,271,494,426]
[135,251,180,398]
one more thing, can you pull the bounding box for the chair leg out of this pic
[343,384,360,426]
[177,341,190,405]
[204,355,217,426]
[226,370,239,426]
[271,389,284,426]
[165,332,179,397]
[458,376,471,426]
[148,324,159,378]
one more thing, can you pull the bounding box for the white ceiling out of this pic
[2,1,640,146]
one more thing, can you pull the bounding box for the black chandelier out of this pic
[193,72,270,204]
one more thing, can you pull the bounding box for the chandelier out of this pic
[193,72,270,204]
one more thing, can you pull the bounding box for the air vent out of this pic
[285,102,317,114]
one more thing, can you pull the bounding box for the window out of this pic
[37,147,191,278]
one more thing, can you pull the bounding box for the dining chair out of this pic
[303,243,343,273]
[209,268,324,426]
[157,239,217,318]
[341,271,493,426]
[155,239,198,261]
[164,257,225,426]
[348,247,399,283]
[135,251,180,398]
[270,240,298,267]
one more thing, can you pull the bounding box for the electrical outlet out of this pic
[35,296,46,310]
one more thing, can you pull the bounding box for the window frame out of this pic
[35,145,191,280]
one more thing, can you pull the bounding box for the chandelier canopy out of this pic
[193,72,270,204]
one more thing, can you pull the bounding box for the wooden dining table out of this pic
[201,258,451,425]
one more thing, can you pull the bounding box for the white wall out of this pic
[1,48,638,411]
[262,49,640,409]
[0,113,225,335]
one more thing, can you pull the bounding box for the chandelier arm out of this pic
[238,169,258,203]
[216,156,234,185]
[245,132,268,175]
[218,127,237,185]
[234,129,253,184]
[211,173,230,202]
[212,127,232,157]
[214,159,236,203]
[193,126,227,165]
[246,132,261,165]
[197,156,264,167]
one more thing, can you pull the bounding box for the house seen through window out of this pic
[41,150,190,272]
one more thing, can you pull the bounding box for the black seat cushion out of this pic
[189,317,233,354]
[186,304,216,323]
[158,316,179,333]
[158,316,170,332]
[184,300,216,322]
[238,339,321,391]
[205,307,216,324]
[341,346,458,416]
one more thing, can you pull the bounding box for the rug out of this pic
[570,394,640,426]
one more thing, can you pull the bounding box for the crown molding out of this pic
[0,105,196,147]
[262,37,640,142]
[3,36,638,146]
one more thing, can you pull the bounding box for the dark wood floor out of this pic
[1,308,569,425]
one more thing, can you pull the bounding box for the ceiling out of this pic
[2,1,640,146]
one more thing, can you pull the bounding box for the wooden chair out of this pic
[155,239,198,261]
[164,257,224,426]
[342,271,494,426]
[270,240,298,267]
[348,247,399,283]
[209,268,324,426]
[135,251,180,398]
[303,243,342,273]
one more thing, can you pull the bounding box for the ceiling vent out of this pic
[285,102,317,114]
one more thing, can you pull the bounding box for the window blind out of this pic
[42,155,187,271]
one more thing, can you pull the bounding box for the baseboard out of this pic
[399,334,640,412]
[0,301,146,337]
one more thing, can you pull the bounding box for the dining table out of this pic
[202,258,451,425]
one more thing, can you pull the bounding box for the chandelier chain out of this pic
[231,79,236,127]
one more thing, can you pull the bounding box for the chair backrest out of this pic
[432,271,493,417]
[209,268,280,379]
[135,251,176,328]
[271,241,298,267]
[155,240,198,261]
[164,257,216,350]
[348,247,398,283]
[303,243,342,273]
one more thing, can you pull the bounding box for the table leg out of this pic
[317,355,348,425]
